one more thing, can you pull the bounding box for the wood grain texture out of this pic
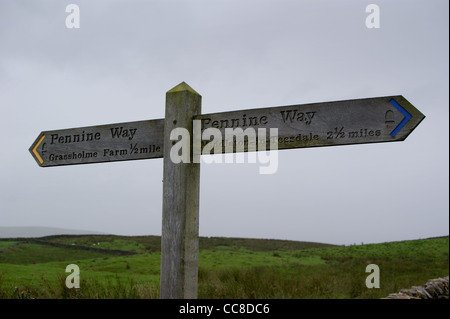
[160,82,202,299]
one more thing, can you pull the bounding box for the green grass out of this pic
[0,241,18,250]
[197,237,449,299]
[0,253,161,298]
[0,235,448,299]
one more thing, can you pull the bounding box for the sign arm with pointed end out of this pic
[194,95,425,154]
[29,119,165,167]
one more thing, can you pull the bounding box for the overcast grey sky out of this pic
[0,0,448,245]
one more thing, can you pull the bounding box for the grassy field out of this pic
[0,235,448,299]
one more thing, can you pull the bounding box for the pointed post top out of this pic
[167,82,200,95]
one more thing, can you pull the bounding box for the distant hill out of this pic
[0,226,105,238]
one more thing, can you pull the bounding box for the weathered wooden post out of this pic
[160,82,202,299]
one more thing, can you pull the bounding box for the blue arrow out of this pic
[389,98,412,137]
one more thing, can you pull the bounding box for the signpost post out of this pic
[160,82,202,299]
[29,82,425,299]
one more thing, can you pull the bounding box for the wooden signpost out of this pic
[29,82,425,298]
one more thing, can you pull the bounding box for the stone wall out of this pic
[28,239,138,256]
[0,238,137,256]
[383,276,449,299]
